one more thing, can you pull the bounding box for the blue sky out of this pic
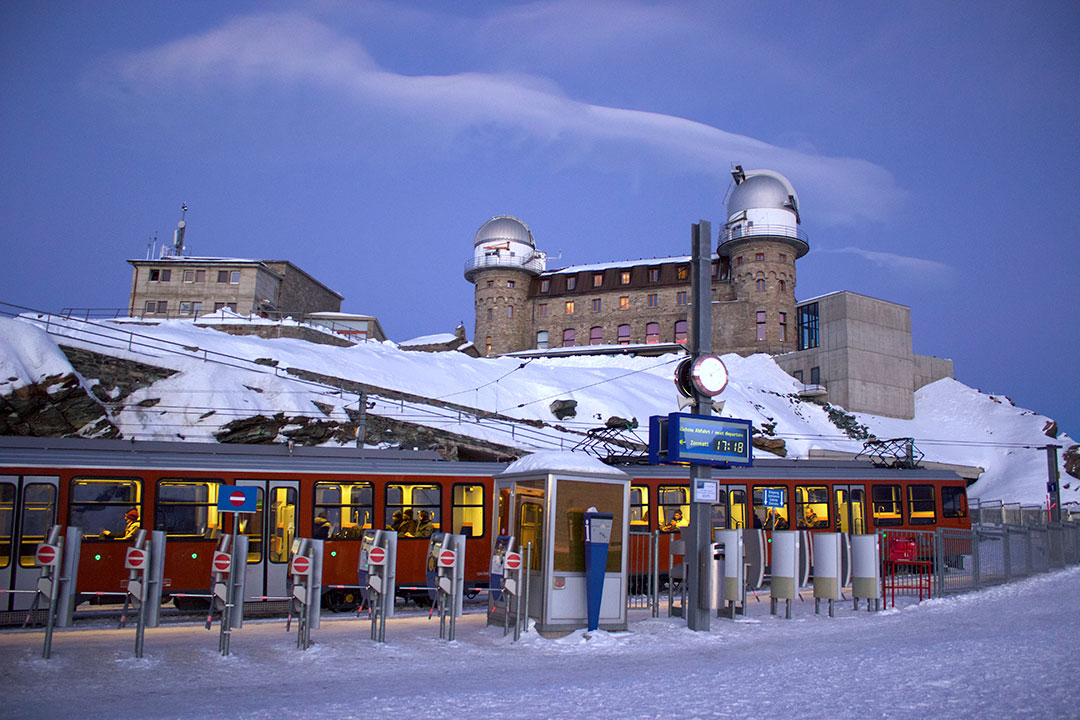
[2,1,1078,437]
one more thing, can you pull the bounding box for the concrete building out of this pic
[465,165,952,419]
[306,312,387,342]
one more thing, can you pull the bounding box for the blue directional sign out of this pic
[649,413,753,467]
[217,485,258,513]
[762,488,786,508]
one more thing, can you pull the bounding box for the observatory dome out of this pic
[726,170,800,222]
[473,215,535,248]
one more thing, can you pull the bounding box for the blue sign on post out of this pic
[763,488,785,508]
[583,509,613,633]
[217,485,258,513]
[648,413,753,467]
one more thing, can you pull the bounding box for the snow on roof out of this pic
[544,253,721,276]
[500,451,630,478]
[400,333,459,347]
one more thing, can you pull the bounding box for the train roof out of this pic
[0,437,965,483]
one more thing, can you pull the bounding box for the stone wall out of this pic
[198,323,354,347]
[264,262,343,315]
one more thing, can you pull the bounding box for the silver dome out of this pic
[473,215,535,248]
[726,170,800,222]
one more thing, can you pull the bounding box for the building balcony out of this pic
[464,254,546,281]
[720,224,810,258]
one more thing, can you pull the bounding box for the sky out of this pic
[1,1,1078,436]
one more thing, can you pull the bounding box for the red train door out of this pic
[0,474,58,611]
[236,479,298,603]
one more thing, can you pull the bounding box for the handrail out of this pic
[720,224,809,244]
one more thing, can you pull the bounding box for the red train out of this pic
[0,437,970,614]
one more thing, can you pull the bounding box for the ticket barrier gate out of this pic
[118,529,166,658]
[358,529,396,643]
[813,533,843,617]
[288,538,323,650]
[28,525,82,659]
[851,534,882,611]
[667,537,686,618]
[207,533,248,656]
[713,529,745,619]
[488,535,528,640]
[427,533,465,641]
[743,528,766,592]
[770,531,809,619]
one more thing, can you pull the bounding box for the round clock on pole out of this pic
[675,354,729,398]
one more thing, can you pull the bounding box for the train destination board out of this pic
[648,413,753,467]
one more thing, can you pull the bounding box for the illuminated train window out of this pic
[156,478,222,538]
[630,486,649,526]
[908,485,936,525]
[386,483,441,538]
[314,481,374,539]
[752,486,790,530]
[795,486,830,529]
[452,484,485,538]
[658,485,689,532]
[70,477,141,539]
[871,484,903,526]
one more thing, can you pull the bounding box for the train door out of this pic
[710,486,749,533]
[516,495,543,572]
[236,479,298,603]
[834,485,867,534]
[0,475,58,611]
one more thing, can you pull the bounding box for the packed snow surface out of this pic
[0,314,1075,504]
[2,569,1078,719]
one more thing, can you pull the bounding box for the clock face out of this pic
[690,355,728,396]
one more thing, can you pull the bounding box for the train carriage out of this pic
[0,437,970,617]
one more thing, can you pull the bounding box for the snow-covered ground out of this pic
[2,568,1078,719]
[0,314,1075,505]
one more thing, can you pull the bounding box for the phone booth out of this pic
[490,451,630,637]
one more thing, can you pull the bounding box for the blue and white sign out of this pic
[217,485,258,513]
[648,413,753,467]
[762,488,786,508]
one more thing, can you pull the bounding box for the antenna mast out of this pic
[173,203,188,256]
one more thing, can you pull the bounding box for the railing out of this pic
[971,498,1052,527]
[626,530,659,614]
[463,254,545,277]
[720,223,809,245]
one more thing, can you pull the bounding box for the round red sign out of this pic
[291,555,311,575]
[212,551,231,573]
[504,551,522,571]
[228,490,247,507]
[438,549,456,568]
[368,546,387,566]
[125,547,148,570]
[36,544,58,566]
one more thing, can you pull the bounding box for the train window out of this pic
[314,481,373,539]
[908,485,936,525]
[19,482,57,567]
[452,484,485,538]
[658,485,689,532]
[942,486,967,518]
[711,489,728,532]
[156,479,222,539]
[729,488,748,529]
[242,486,297,563]
[70,477,141,539]
[871,484,903,526]
[385,483,441,538]
[795,486,830,529]
[752,486,790,529]
[630,486,649,527]
[0,480,13,569]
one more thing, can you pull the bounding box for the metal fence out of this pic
[626,530,659,615]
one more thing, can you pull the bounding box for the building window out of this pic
[779,253,787,263]
[620,270,631,285]
[617,324,631,345]
[755,253,764,262]
[810,366,820,385]
[192,301,202,315]
[794,369,804,383]
[196,269,206,282]
[180,302,192,315]
[676,291,687,306]
[592,272,604,288]
[798,302,819,350]
[507,306,513,318]
[538,303,548,318]
[676,266,688,280]
[214,302,237,312]
[562,328,575,347]
[779,279,786,293]
[756,278,765,291]
[646,322,659,344]
[565,301,575,315]
[619,296,629,310]
[487,280,494,288]
[756,310,766,341]
[183,270,194,283]
[149,269,159,282]
[217,270,229,283]
[536,331,549,349]
[592,298,601,312]
[647,293,658,308]
[736,256,743,265]
[711,261,719,278]
[144,300,155,314]
[590,326,603,345]
[487,308,493,321]
[507,280,515,288]
[674,320,687,344]
[540,279,550,293]
[485,337,492,356]
[230,271,240,284]
[157,300,168,314]
[648,268,659,283]
[779,312,787,342]
[566,276,577,291]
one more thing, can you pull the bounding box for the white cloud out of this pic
[815,246,952,279]
[98,11,904,226]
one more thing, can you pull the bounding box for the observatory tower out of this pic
[465,215,547,356]
[717,166,809,355]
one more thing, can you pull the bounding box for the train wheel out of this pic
[327,589,360,613]
[173,596,211,613]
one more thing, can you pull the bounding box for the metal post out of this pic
[651,531,660,618]
[222,513,239,656]
[972,529,981,589]
[522,540,532,636]
[1045,445,1062,523]
[356,391,367,448]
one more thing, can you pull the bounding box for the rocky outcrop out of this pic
[1065,445,1079,481]
[0,373,118,438]
[60,346,177,404]
[753,436,788,457]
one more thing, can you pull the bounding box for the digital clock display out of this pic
[649,413,753,467]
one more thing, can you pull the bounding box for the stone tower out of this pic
[465,215,547,356]
[715,167,808,355]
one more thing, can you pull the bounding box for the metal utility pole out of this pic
[1045,445,1062,522]
[685,220,713,632]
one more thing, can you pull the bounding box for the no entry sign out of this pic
[216,486,258,513]
[125,546,148,570]
[212,551,231,574]
[36,543,60,567]
[438,549,456,568]
[291,555,311,575]
[504,551,522,571]
[368,546,387,566]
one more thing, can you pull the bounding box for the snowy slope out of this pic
[0,313,1075,505]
